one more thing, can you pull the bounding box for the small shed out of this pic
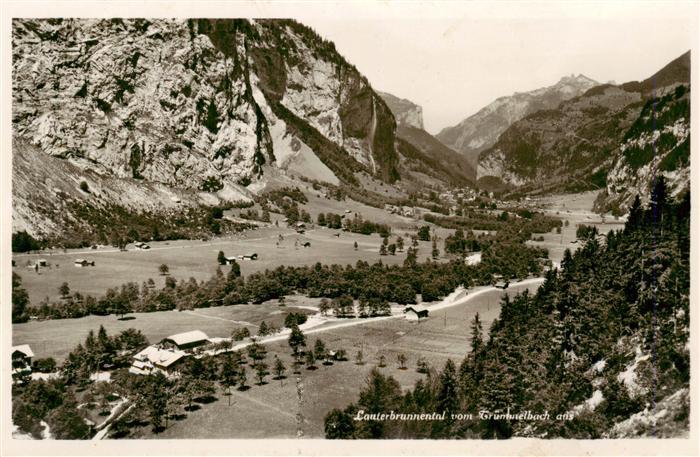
[404,305,429,321]
[37,259,48,267]
[494,280,510,289]
[74,259,95,267]
[302,242,311,248]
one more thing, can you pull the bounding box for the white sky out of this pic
[294,1,697,134]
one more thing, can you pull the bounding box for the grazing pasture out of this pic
[526,191,625,265]
[12,300,314,362]
[13,226,437,305]
[131,282,540,439]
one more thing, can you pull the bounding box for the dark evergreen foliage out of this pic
[325,187,690,438]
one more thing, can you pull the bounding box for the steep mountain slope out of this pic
[13,19,273,192]
[595,85,690,214]
[395,125,476,184]
[476,51,690,198]
[199,19,400,184]
[12,18,402,238]
[13,139,243,242]
[437,75,599,166]
[378,92,475,186]
[377,91,424,129]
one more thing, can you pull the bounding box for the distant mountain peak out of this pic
[377,91,424,130]
[557,73,597,85]
[475,51,690,201]
[436,73,598,165]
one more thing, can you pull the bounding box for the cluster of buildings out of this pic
[11,330,221,383]
[128,330,220,377]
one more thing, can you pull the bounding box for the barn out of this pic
[162,330,210,351]
[74,259,95,267]
[12,344,34,366]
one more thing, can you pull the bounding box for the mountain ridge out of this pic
[378,92,476,184]
[475,51,690,210]
[436,74,599,166]
[377,91,424,130]
[12,18,408,238]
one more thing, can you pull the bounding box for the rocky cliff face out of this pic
[377,92,424,129]
[13,19,273,193]
[12,18,400,237]
[595,84,690,214]
[475,51,690,200]
[377,91,474,185]
[437,74,598,166]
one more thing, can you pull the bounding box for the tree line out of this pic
[324,180,689,439]
[17,247,547,322]
[15,217,552,323]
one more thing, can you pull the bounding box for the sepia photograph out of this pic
[1,1,698,455]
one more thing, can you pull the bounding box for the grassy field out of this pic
[12,299,315,361]
[12,190,613,439]
[129,282,539,439]
[526,191,625,265]
[13,225,439,305]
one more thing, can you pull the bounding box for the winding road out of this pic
[219,277,546,353]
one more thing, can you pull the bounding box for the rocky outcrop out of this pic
[13,19,273,193]
[12,18,401,236]
[378,92,424,129]
[437,74,598,166]
[227,19,400,183]
[377,91,474,185]
[595,85,690,214]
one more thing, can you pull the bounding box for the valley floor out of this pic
[13,225,437,306]
[132,281,541,439]
[11,190,627,440]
